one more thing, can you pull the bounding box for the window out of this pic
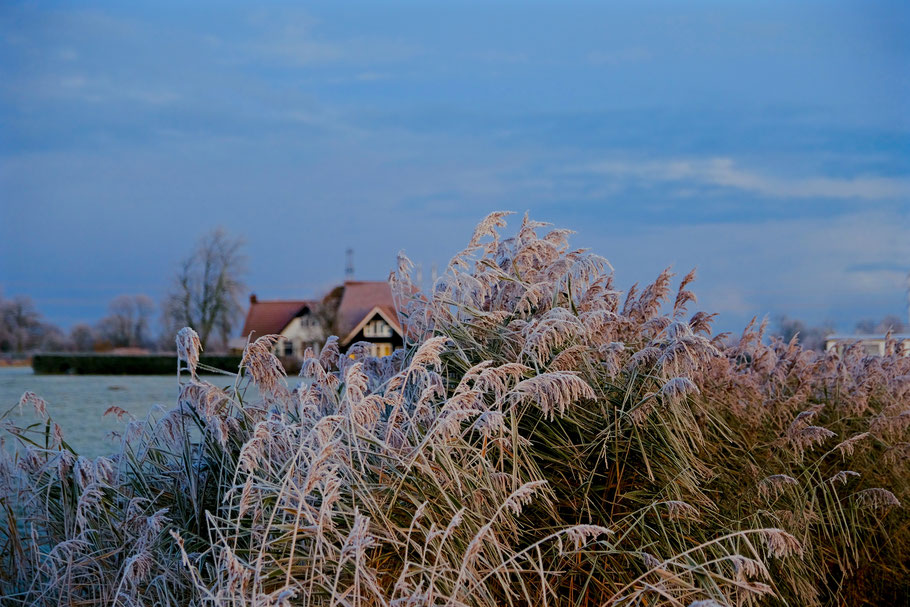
[370,343,393,357]
[284,340,295,357]
[364,319,392,338]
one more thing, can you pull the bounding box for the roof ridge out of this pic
[250,299,316,304]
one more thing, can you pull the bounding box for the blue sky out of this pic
[1,0,908,334]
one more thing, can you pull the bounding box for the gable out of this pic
[241,300,315,338]
[336,281,398,339]
[280,309,322,340]
[341,306,402,345]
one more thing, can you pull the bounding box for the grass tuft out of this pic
[1,212,907,606]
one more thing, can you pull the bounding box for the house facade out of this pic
[335,281,404,357]
[234,280,405,359]
[825,334,910,357]
[231,296,323,358]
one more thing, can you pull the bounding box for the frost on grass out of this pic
[0,212,907,607]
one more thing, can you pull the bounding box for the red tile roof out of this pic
[240,300,315,339]
[336,281,402,343]
[239,281,406,347]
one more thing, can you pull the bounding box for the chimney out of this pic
[250,293,258,304]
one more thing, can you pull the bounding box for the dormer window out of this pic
[364,319,392,338]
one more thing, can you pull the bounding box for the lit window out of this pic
[364,319,392,338]
[370,343,392,357]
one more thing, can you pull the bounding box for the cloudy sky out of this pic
[1,0,908,335]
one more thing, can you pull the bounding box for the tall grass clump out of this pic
[1,212,907,606]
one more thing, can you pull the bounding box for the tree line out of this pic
[4,227,904,356]
[1,228,246,355]
[772,314,907,351]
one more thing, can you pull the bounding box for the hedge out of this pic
[32,354,243,375]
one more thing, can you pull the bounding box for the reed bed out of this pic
[1,212,907,606]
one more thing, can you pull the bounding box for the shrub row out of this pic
[32,354,242,375]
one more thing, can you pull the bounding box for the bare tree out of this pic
[39,326,70,352]
[854,318,878,334]
[855,315,907,334]
[772,314,833,352]
[97,295,156,348]
[70,323,98,352]
[313,284,344,337]
[162,228,246,351]
[876,314,906,333]
[0,295,45,353]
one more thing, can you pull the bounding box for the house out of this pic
[231,295,323,358]
[233,280,405,359]
[335,281,404,358]
[825,334,910,357]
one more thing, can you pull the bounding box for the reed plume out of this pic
[1,212,907,606]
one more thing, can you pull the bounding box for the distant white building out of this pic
[825,334,910,357]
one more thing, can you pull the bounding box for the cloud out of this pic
[846,262,910,274]
[354,71,391,82]
[250,14,419,68]
[587,47,651,66]
[256,36,343,66]
[472,50,529,65]
[593,209,910,328]
[582,157,910,200]
[697,285,754,316]
[43,74,180,105]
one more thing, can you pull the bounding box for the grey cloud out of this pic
[582,157,910,200]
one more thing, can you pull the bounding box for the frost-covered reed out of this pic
[1,212,907,606]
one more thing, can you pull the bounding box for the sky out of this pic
[1,0,909,336]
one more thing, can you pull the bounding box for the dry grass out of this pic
[1,212,907,606]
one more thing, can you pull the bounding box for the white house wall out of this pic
[275,316,324,357]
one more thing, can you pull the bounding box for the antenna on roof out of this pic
[345,248,354,279]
